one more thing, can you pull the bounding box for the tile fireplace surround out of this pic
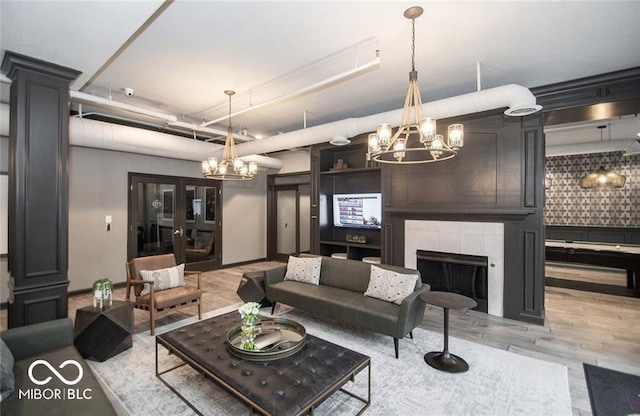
[404,220,505,317]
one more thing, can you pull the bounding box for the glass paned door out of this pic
[184,185,218,265]
[129,174,221,271]
[136,182,178,257]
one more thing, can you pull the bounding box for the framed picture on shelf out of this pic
[204,187,216,224]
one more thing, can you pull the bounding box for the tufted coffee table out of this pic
[156,311,370,415]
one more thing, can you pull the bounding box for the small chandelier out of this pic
[368,6,463,164]
[579,126,626,189]
[202,90,258,180]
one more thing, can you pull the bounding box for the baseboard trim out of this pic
[222,258,269,269]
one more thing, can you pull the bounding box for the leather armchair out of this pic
[126,254,202,335]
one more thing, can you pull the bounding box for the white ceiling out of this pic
[1,1,639,152]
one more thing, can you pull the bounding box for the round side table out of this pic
[419,291,477,373]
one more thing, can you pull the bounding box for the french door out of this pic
[128,173,221,271]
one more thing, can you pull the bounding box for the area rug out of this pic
[584,363,640,416]
[88,305,572,415]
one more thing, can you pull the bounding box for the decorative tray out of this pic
[226,316,306,361]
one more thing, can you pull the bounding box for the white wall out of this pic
[221,174,268,265]
[0,140,306,302]
[269,149,310,174]
[68,146,274,292]
[220,149,309,264]
[68,146,202,291]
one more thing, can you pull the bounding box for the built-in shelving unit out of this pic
[311,134,383,261]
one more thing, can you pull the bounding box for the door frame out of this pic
[267,172,311,262]
[127,173,222,271]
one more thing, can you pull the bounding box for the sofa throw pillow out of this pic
[364,265,418,305]
[0,337,15,401]
[283,256,322,285]
[139,263,186,296]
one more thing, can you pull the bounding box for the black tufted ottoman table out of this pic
[156,311,370,415]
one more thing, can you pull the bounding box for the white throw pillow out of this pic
[364,265,418,305]
[139,263,185,296]
[283,256,322,285]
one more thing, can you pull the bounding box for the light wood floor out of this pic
[2,261,639,416]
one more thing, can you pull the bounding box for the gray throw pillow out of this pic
[0,337,15,401]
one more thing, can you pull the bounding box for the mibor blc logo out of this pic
[19,359,93,400]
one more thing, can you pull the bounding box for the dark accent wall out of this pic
[1,52,80,327]
[532,67,640,114]
[383,110,546,324]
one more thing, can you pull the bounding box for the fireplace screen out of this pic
[416,250,488,313]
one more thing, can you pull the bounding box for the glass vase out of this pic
[240,316,258,351]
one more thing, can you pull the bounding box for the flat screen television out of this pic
[332,193,382,229]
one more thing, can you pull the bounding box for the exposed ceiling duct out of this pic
[3,84,541,165]
[546,139,640,157]
[68,117,284,169]
[69,90,254,142]
[227,84,541,157]
[0,101,283,169]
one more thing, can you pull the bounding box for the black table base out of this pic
[420,292,477,374]
[424,351,470,373]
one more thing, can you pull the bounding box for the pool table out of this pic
[545,240,640,298]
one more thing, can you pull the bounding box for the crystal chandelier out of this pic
[368,6,463,164]
[202,90,258,180]
[579,126,626,189]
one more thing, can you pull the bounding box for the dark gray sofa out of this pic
[265,254,430,358]
[1,318,117,415]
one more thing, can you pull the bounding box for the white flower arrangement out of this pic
[238,302,261,322]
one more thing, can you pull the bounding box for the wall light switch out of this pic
[106,215,112,231]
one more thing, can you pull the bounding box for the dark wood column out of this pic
[1,51,81,328]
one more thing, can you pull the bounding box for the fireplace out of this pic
[405,220,504,317]
[416,250,488,313]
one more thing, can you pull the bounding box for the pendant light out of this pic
[579,125,626,189]
[367,6,463,164]
[202,90,258,180]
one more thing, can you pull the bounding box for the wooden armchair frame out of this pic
[125,254,203,335]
